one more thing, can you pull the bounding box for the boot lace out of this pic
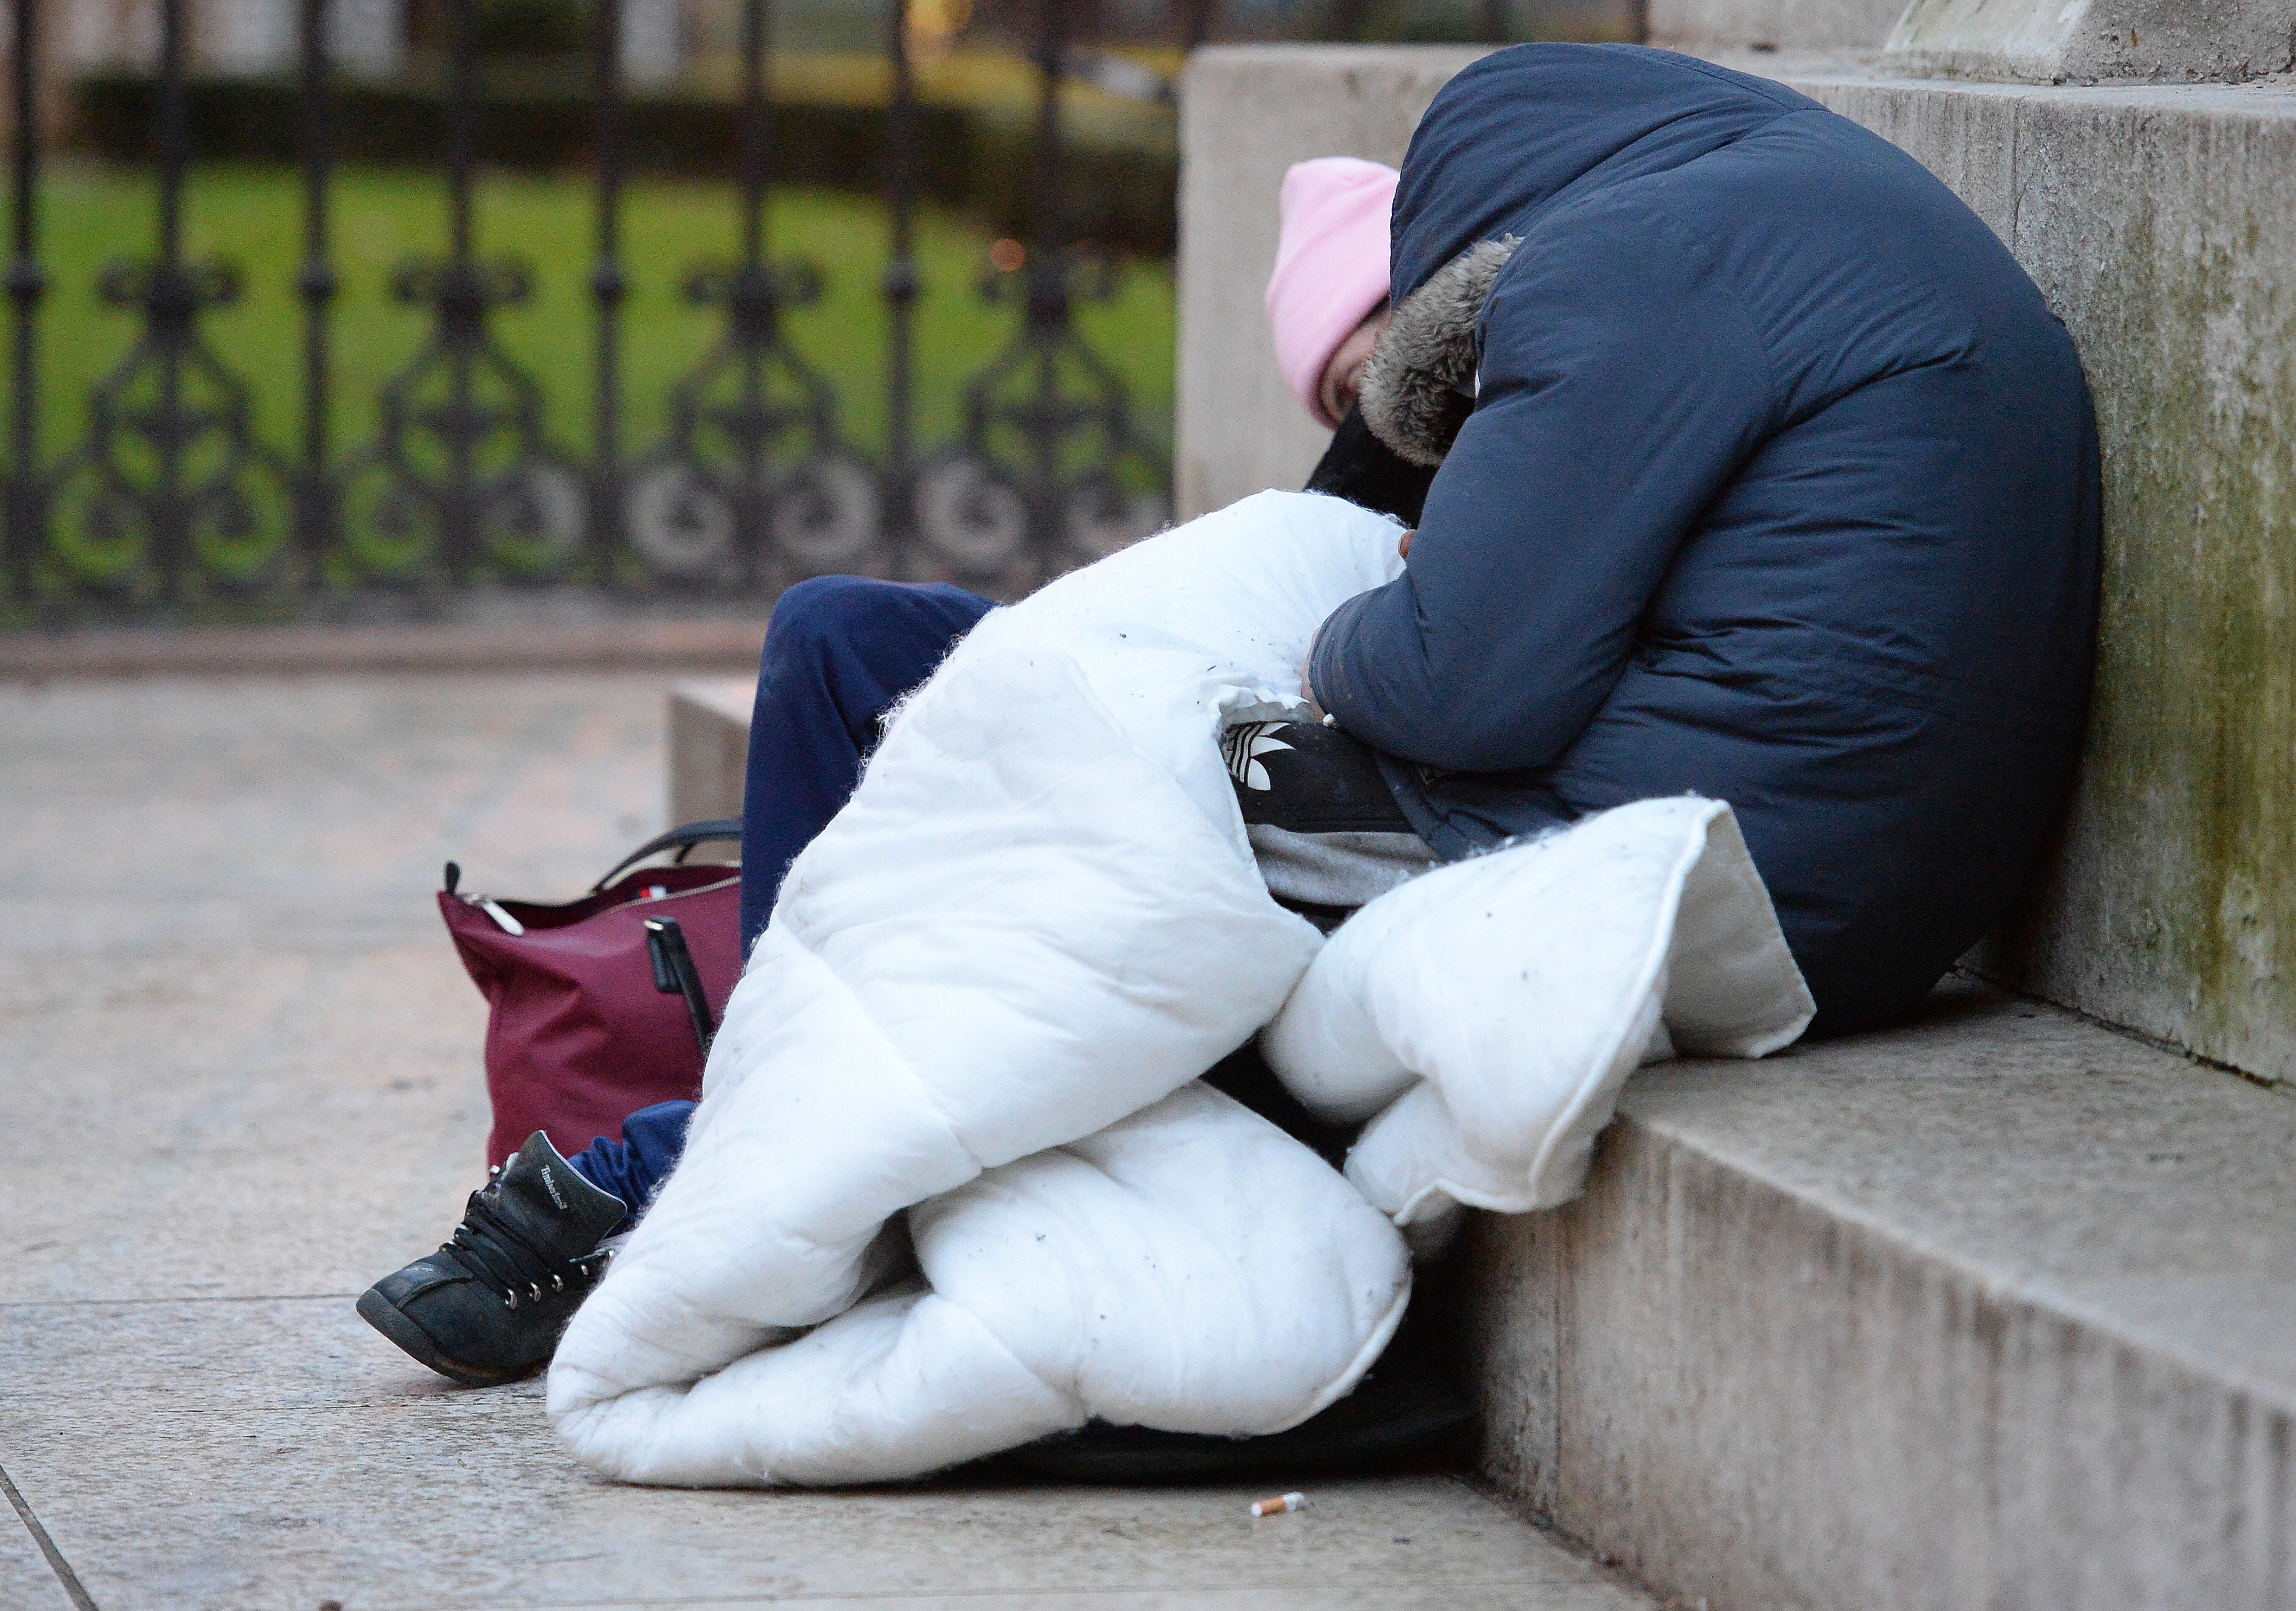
[438,1187,610,1311]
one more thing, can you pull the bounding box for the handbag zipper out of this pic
[459,873,735,936]
[474,897,524,935]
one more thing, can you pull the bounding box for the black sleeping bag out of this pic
[1311,44,2101,1034]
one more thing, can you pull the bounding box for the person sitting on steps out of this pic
[358,156,1425,1388]
[369,43,2100,1406]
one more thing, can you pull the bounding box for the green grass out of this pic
[25,158,1175,484]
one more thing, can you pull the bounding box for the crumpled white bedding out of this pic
[1264,795,1812,1258]
[547,490,1814,1488]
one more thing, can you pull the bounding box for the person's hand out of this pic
[1298,533,1408,725]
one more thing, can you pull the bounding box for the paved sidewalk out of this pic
[0,672,1658,1611]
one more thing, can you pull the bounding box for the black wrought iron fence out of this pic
[0,0,1180,620]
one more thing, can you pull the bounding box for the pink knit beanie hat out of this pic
[1265,156,1399,427]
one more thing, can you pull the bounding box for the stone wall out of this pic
[1802,75,2296,1083]
[1175,45,1489,521]
[1176,45,2296,1087]
[1646,0,1906,52]
[1886,0,2296,83]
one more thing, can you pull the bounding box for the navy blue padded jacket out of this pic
[1307,45,2100,1032]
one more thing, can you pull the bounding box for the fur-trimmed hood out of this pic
[1359,237,1516,467]
[1358,43,1817,465]
[1306,42,2103,1034]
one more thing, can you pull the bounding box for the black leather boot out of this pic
[356,1131,628,1387]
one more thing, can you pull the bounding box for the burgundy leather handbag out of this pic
[439,821,744,1168]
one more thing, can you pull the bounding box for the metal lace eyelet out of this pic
[505,1292,518,1310]
[552,1274,564,1291]
[528,1282,543,1301]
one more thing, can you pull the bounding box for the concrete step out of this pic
[668,675,757,827]
[1462,979,2296,1610]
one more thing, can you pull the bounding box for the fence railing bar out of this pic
[882,0,918,541]
[443,0,480,580]
[296,0,336,579]
[735,0,769,585]
[156,0,186,263]
[5,0,44,599]
[1028,0,1067,260]
[152,0,191,597]
[740,0,770,272]
[1178,0,1217,51]
[591,0,627,575]
[1025,0,1069,562]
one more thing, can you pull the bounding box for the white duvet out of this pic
[547,491,1814,1487]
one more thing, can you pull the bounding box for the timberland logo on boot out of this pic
[541,1167,568,1210]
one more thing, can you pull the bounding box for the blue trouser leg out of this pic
[566,580,992,1236]
[737,576,998,952]
[564,1100,697,1237]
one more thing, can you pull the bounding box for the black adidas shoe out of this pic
[356,1131,628,1387]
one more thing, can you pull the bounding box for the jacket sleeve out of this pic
[1309,204,1780,773]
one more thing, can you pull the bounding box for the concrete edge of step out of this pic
[1459,981,2296,1608]
[1616,1071,2296,1423]
[0,619,770,680]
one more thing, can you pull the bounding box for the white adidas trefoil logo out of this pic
[1222,721,1293,793]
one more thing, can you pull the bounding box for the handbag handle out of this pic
[589,819,743,894]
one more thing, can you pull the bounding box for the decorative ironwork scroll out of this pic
[912,0,1170,594]
[624,0,876,588]
[0,0,1192,619]
[41,0,289,606]
[338,260,586,585]
[336,0,583,587]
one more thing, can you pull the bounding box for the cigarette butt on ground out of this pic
[1250,1491,1307,1517]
